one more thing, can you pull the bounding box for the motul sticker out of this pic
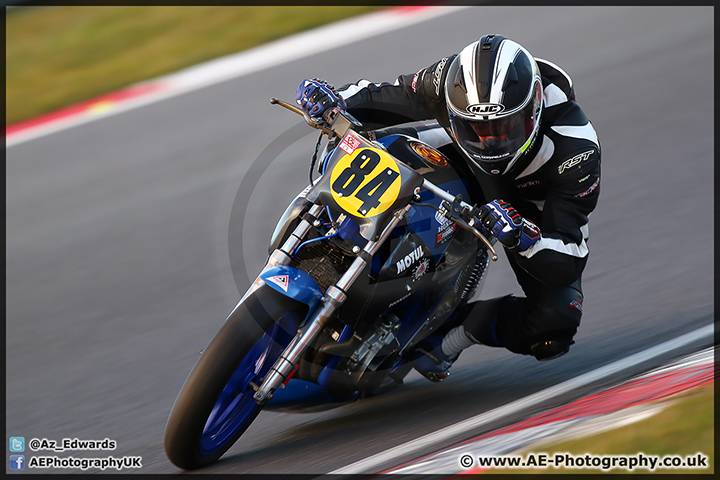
[266,275,289,292]
[396,246,424,274]
[339,134,362,155]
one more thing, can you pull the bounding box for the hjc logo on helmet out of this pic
[466,103,505,115]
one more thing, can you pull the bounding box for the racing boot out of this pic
[410,326,475,382]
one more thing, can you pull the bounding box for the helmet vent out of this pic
[454,65,467,93]
[503,64,519,91]
[481,35,495,50]
[479,82,489,98]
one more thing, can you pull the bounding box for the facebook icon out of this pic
[9,455,25,470]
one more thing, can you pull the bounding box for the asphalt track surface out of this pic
[5,6,714,475]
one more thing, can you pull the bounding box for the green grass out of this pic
[5,6,384,125]
[484,382,714,474]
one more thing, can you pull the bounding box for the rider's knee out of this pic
[462,283,584,360]
[525,286,583,360]
[529,337,574,361]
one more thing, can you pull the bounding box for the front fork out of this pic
[227,203,325,319]
[250,204,412,404]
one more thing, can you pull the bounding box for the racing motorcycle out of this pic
[164,97,499,470]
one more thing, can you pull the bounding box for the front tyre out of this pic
[164,286,305,470]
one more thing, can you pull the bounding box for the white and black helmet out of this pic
[445,35,543,175]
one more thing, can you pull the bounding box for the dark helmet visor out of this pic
[450,95,537,162]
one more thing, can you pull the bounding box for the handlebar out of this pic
[270,97,363,139]
[422,179,498,261]
[270,98,335,136]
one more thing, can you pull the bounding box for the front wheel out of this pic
[164,286,305,470]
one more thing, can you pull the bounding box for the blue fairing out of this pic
[260,266,323,323]
[375,135,400,148]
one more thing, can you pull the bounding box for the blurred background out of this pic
[6,5,382,125]
[5,5,714,474]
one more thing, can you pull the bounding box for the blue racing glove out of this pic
[477,199,541,251]
[296,78,346,118]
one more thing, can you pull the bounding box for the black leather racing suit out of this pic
[337,54,601,360]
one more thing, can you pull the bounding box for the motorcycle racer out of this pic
[296,34,600,381]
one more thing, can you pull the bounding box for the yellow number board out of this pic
[329,146,401,218]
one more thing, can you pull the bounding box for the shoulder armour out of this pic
[536,58,575,101]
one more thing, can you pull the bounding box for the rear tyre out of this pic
[164,286,305,469]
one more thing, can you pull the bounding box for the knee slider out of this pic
[530,339,574,361]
